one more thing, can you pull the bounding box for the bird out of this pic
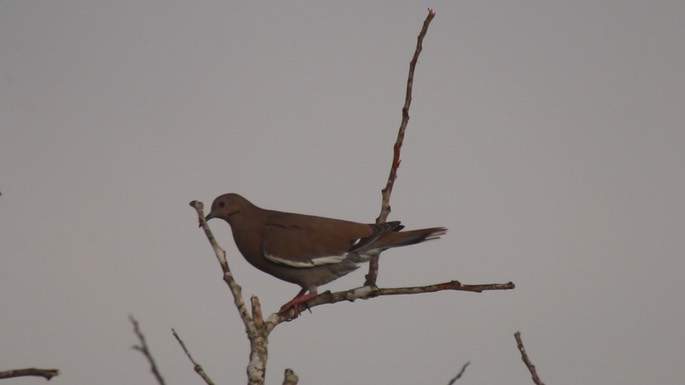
[205,193,446,313]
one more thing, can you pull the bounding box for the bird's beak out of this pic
[202,211,215,227]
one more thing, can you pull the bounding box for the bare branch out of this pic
[129,315,166,385]
[190,201,268,385]
[282,368,299,385]
[172,329,215,385]
[267,281,515,331]
[251,296,266,335]
[0,368,59,381]
[190,201,253,328]
[447,361,470,385]
[367,8,437,286]
[515,331,546,385]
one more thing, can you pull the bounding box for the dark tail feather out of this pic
[375,227,447,249]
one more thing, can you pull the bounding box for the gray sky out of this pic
[2,2,684,384]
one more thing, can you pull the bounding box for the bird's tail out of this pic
[374,226,447,250]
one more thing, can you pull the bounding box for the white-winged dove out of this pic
[206,193,446,312]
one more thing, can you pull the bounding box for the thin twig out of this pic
[172,328,215,385]
[0,368,59,381]
[447,361,470,385]
[367,8,437,287]
[267,280,514,331]
[129,315,166,385]
[515,331,546,385]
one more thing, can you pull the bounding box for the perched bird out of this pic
[205,193,446,313]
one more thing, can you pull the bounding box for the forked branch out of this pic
[130,315,166,385]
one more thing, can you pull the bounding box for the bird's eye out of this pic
[219,201,226,208]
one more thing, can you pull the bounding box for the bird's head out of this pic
[205,193,251,223]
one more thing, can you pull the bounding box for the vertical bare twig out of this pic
[514,331,545,385]
[366,8,436,286]
[172,329,215,385]
[130,315,166,385]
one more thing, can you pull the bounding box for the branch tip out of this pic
[129,315,166,385]
[515,331,545,385]
[368,8,437,286]
[447,361,470,385]
[0,368,59,381]
[172,328,215,385]
[283,368,299,385]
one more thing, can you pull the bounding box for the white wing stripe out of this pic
[265,253,348,267]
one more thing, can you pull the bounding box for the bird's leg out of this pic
[279,288,318,314]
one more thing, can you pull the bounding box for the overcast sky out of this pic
[2,2,684,385]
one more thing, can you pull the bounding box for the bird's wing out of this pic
[262,212,400,268]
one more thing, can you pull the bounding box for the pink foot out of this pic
[279,290,318,314]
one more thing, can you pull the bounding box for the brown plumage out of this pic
[206,193,446,312]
